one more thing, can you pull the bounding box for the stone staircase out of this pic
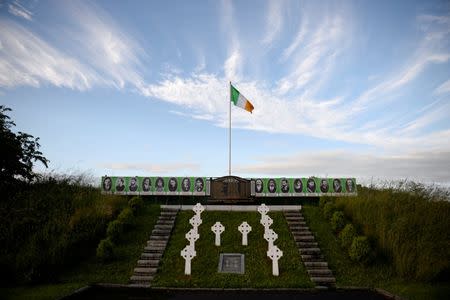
[284,210,336,288]
[129,207,179,287]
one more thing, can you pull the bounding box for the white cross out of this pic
[180,245,196,275]
[257,203,270,216]
[211,221,225,246]
[193,203,205,216]
[238,221,252,246]
[267,245,283,276]
[185,228,199,248]
[263,228,278,250]
[189,215,202,234]
[260,214,273,233]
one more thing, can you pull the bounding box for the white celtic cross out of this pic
[193,202,205,216]
[267,245,283,276]
[257,203,270,216]
[211,221,225,246]
[189,214,202,234]
[181,245,196,275]
[263,228,278,250]
[238,221,252,246]
[185,228,199,248]
[260,214,273,233]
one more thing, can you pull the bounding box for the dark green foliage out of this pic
[106,220,123,243]
[349,236,371,263]
[117,207,134,229]
[128,196,144,215]
[96,238,115,262]
[339,224,357,249]
[330,211,345,232]
[319,196,332,211]
[335,184,450,281]
[323,201,336,220]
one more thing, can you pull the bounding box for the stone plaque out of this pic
[218,253,245,274]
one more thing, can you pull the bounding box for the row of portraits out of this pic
[253,178,356,195]
[101,176,207,194]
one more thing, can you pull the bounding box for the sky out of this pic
[1,0,449,186]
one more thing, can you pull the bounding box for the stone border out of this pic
[161,205,302,211]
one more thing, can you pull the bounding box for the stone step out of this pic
[294,235,315,241]
[152,229,171,236]
[160,212,178,216]
[154,224,173,230]
[288,221,306,225]
[141,253,163,260]
[137,259,160,267]
[156,220,175,225]
[297,242,319,248]
[299,248,321,254]
[147,240,168,246]
[304,261,328,268]
[134,267,158,275]
[285,216,304,220]
[128,283,150,288]
[149,235,170,241]
[130,275,154,283]
[292,230,312,235]
[144,246,165,253]
[307,269,333,276]
[301,254,324,261]
[311,277,336,284]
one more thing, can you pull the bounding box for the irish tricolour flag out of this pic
[230,84,254,113]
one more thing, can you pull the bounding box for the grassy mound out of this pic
[153,211,313,288]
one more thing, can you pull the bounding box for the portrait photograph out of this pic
[129,177,138,192]
[333,178,342,193]
[116,177,125,192]
[181,177,191,192]
[320,179,329,193]
[168,177,178,192]
[102,176,112,192]
[195,177,204,192]
[346,178,355,193]
[142,177,151,192]
[255,178,263,193]
[155,177,165,192]
[281,178,289,193]
[268,178,276,194]
[307,178,316,193]
[294,178,303,193]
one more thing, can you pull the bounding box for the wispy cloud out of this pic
[8,1,33,21]
[99,162,201,174]
[434,79,450,95]
[261,0,284,46]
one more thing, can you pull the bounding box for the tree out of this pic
[0,106,49,183]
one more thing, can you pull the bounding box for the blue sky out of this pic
[1,0,449,185]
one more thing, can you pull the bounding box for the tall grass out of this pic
[0,173,127,285]
[329,181,450,281]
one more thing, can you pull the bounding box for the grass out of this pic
[152,210,313,288]
[2,203,161,300]
[302,205,450,300]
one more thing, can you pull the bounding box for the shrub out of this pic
[349,236,371,263]
[117,207,135,229]
[106,220,123,243]
[339,224,357,249]
[330,211,345,232]
[323,202,336,220]
[128,196,144,215]
[319,197,331,211]
[96,238,115,262]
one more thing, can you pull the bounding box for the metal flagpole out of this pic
[229,81,231,176]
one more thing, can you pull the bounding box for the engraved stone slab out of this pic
[263,229,278,249]
[193,203,205,216]
[238,221,252,246]
[211,221,225,246]
[218,253,245,274]
[181,245,196,275]
[185,229,199,248]
[257,203,270,216]
[267,245,283,276]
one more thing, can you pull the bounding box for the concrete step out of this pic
[288,221,306,225]
[294,235,315,241]
[134,267,158,275]
[285,216,304,221]
[130,275,154,283]
[300,248,321,254]
[154,224,173,230]
[137,259,159,267]
[297,242,318,248]
[156,220,175,225]
[160,212,178,216]
[149,235,170,241]
[292,230,313,235]
[141,253,163,260]
[311,277,336,284]
[144,246,165,253]
[147,240,168,246]
[307,269,333,276]
[152,229,171,236]
[158,215,176,220]
[304,261,328,268]
[128,283,150,288]
[301,254,324,261]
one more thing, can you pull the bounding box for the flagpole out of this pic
[229,81,231,176]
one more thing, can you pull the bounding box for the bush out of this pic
[323,202,336,220]
[106,220,123,243]
[339,224,357,249]
[128,196,144,215]
[349,236,371,263]
[330,211,345,232]
[96,238,115,262]
[117,207,135,229]
[319,197,331,211]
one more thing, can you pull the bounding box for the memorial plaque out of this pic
[218,253,245,274]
